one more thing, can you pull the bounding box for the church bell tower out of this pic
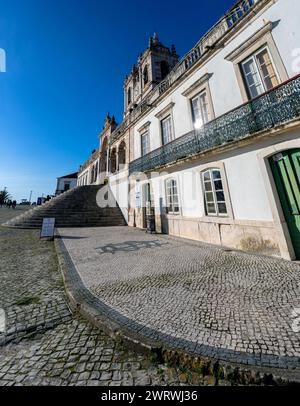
[123,34,179,117]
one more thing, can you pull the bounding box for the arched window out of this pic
[165,178,179,214]
[101,137,108,154]
[100,137,108,173]
[90,167,94,184]
[160,60,169,80]
[127,88,132,105]
[111,148,117,174]
[202,169,227,216]
[143,66,149,85]
[118,141,126,170]
[93,166,96,182]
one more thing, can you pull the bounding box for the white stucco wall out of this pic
[223,150,272,221]
[110,171,129,222]
[57,178,77,192]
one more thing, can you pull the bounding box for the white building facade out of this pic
[78,0,300,260]
[55,172,78,196]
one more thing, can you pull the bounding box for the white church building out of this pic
[77,0,300,261]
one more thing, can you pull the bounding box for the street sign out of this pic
[41,218,55,239]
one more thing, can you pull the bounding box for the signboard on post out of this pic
[41,218,55,240]
[135,191,141,209]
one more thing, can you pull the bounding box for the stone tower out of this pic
[124,34,179,117]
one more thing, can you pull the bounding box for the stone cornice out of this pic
[225,21,274,62]
[155,102,175,120]
[182,73,213,97]
[137,121,151,133]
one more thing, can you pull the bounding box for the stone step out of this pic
[14,220,125,226]
[23,212,124,218]
[2,185,127,229]
[15,217,125,223]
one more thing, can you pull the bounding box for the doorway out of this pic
[270,149,300,259]
[142,182,154,228]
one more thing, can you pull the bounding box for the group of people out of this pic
[4,200,17,209]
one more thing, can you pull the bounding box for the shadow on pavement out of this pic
[95,240,169,254]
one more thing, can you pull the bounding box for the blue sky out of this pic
[0,0,234,202]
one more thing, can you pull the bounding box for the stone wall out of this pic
[128,210,280,257]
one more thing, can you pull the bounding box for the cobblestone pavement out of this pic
[0,209,203,386]
[0,206,29,223]
[58,226,300,371]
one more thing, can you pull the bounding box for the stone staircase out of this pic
[2,186,127,229]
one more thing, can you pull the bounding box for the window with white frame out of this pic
[165,178,180,214]
[141,131,150,157]
[202,169,227,216]
[161,115,173,145]
[191,90,210,129]
[241,47,279,99]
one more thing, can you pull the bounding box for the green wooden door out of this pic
[270,149,300,259]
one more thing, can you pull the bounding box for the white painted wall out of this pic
[57,177,77,193]
[223,150,273,221]
[110,171,129,222]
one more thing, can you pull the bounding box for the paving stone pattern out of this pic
[58,226,300,371]
[0,209,198,386]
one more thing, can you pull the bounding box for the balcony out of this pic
[129,75,300,175]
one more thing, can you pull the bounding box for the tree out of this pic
[0,189,11,206]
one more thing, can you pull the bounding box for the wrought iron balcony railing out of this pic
[129,75,300,175]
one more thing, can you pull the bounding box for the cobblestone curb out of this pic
[54,232,300,385]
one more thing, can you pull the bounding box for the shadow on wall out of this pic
[95,240,169,255]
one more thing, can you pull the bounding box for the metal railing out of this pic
[129,75,300,175]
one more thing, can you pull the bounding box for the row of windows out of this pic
[163,169,227,217]
[140,45,280,157]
